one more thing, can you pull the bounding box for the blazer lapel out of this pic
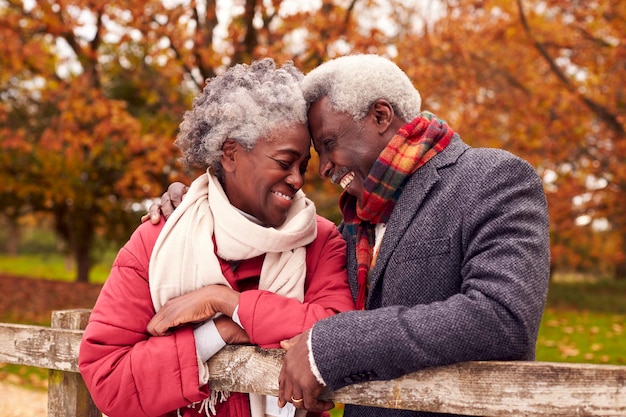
[366,135,468,305]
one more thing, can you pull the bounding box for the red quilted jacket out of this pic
[79,216,354,417]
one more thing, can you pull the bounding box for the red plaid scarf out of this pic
[340,112,454,309]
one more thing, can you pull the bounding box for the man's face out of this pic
[308,96,384,204]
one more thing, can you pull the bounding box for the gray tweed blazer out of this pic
[311,135,551,417]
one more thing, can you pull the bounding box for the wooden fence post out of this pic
[48,309,100,417]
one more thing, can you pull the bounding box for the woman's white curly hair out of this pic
[175,58,308,176]
[301,54,422,122]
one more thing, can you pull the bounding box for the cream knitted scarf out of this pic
[149,170,316,417]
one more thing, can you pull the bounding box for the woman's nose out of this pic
[286,166,304,190]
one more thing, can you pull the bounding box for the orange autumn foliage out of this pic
[0,0,624,281]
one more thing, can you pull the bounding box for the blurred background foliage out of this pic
[0,1,624,403]
[0,0,625,284]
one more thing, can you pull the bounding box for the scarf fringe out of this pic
[177,390,231,417]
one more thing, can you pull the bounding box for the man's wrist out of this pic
[307,327,327,386]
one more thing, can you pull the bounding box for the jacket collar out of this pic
[366,134,468,300]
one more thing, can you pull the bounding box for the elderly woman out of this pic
[78,58,355,417]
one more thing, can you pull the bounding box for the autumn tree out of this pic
[1,0,624,280]
[0,0,367,280]
[0,1,188,282]
[0,3,59,254]
[372,0,625,278]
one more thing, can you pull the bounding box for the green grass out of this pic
[0,253,112,284]
[537,309,625,364]
[536,278,626,365]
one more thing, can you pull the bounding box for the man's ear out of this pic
[370,99,395,134]
[221,139,239,172]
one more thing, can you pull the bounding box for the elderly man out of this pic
[276,54,550,417]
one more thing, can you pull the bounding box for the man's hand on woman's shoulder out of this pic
[140,182,189,224]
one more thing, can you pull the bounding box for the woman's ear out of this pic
[370,99,395,134]
[221,139,239,172]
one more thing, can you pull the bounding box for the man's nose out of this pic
[318,155,332,179]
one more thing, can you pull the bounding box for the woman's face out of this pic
[221,123,311,227]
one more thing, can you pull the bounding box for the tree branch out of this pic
[515,0,624,137]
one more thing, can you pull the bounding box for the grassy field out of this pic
[536,278,626,365]
[0,254,624,416]
[0,253,112,284]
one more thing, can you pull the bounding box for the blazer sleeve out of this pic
[309,153,551,390]
[78,221,209,417]
[237,216,355,347]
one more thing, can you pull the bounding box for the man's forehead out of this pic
[309,95,335,113]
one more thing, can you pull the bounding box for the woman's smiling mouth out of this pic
[272,190,294,201]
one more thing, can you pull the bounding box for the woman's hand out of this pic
[214,316,250,345]
[147,285,240,336]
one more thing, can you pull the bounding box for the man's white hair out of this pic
[301,54,422,122]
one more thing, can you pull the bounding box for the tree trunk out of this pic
[61,206,95,284]
[73,215,94,283]
[5,215,20,255]
[74,242,92,283]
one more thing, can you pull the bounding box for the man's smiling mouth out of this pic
[339,172,355,189]
[331,169,355,190]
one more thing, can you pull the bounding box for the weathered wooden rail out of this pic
[0,309,624,416]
